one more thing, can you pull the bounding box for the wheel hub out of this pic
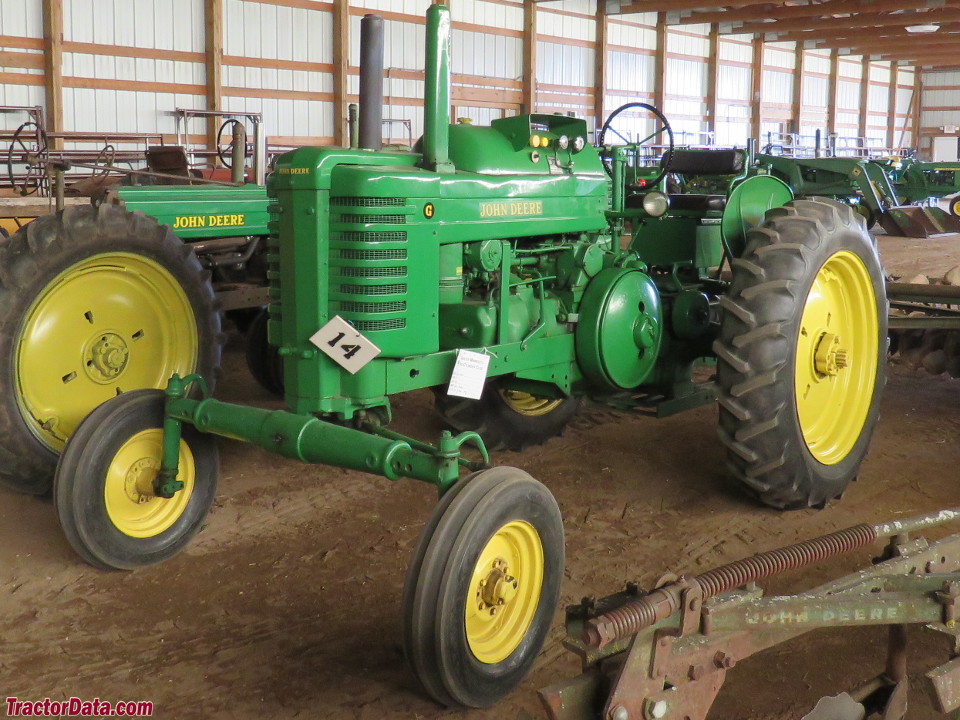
[477,559,519,616]
[85,332,130,381]
[123,456,159,503]
[813,332,849,377]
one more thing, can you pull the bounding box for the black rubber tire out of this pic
[434,380,580,451]
[0,204,222,495]
[714,198,887,509]
[950,196,960,218]
[245,307,284,396]
[401,467,564,708]
[53,389,219,570]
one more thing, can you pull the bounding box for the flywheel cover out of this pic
[575,267,662,390]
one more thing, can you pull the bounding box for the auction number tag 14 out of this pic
[309,316,381,374]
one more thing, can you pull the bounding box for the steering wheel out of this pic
[7,121,49,196]
[597,102,674,188]
[217,119,250,168]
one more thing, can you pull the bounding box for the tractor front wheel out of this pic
[434,379,579,451]
[53,389,219,570]
[402,467,563,707]
[0,204,221,494]
[714,198,886,509]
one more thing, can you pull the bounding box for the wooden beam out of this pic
[523,0,537,113]
[654,12,666,112]
[826,49,838,136]
[676,0,943,26]
[706,24,719,139]
[750,35,762,143]
[913,70,923,151]
[614,0,788,13]
[886,64,899,150]
[204,0,223,153]
[595,3,608,133]
[728,9,960,37]
[41,0,63,150]
[332,0,349,146]
[791,43,804,136]
[858,57,870,140]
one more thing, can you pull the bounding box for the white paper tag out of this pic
[447,349,491,399]
[309,316,381,374]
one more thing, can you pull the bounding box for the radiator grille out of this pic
[331,197,405,207]
[329,197,410,344]
[339,266,406,278]
[336,231,407,243]
[337,248,406,261]
[339,300,406,314]
[354,318,406,332]
[339,283,407,296]
[336,214,406,225]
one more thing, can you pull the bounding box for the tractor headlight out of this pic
[642,191,670,217]
[573,136,585,152]
[557,134,570,150]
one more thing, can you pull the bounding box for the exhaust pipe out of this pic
[422,2,454,173]
[358,14,384,150]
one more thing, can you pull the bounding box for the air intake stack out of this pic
[422,2,454,173]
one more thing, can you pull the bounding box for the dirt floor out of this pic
[4,231,960,720]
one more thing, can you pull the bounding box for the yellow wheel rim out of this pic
[104,429,196,538]
[500,390,564,417]
[16,253,198,452]
[465,520,544,664]
[951,198,960,217]
[794,250,878,465]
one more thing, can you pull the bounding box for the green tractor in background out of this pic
[756,152,960,237]
[878,154,960,216]
[0,117,271,495]
[44,2,887,708]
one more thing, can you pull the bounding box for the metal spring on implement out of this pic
[583,523,877,648]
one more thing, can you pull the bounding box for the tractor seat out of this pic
[669,149,744,176]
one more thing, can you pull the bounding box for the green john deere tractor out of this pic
[0,124,270,495]
[45,1,885,708]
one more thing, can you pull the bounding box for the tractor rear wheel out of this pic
[0,204,221,494]
[402,467,563,707]
[434,379,579,451]
[714,198,886,509]
[245,307,284,396]
[53,389,219,570]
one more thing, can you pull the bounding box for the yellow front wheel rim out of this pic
[16,253,198,452]
[952,198,960,217]
[500,390,564,417]
[465,520,544,664]
[104,429,196,538]
[794,250,878,465]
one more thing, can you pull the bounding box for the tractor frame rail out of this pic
[541,508,960,720]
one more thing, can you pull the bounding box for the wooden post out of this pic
[41,0,63,150]
[706,24,719,139]
[886,64,898,151]
[333,0,350,147]
[205,0,223,153]
[523,0,537,113]
[750,36,763,143]
[858,57,871,146]
[654,13,666,112]
[595,4,608,134]
[791,43,804,136]
[826,50,839,137]
[913,69,923,154]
